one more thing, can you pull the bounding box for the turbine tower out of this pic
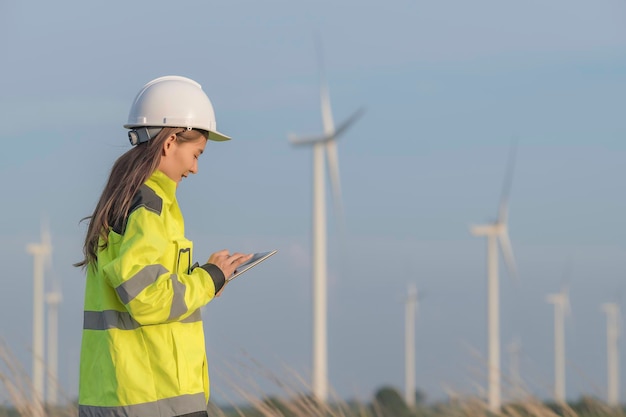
[27,218,52,415]
[46,285,62,405]
[602,302,620,407]
[469,142,518,413]
[507,336,524,400]
[546,286,570,404]
[404,283,418,407]
[288,43,364,402]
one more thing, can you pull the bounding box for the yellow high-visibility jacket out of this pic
[79,169,225,417]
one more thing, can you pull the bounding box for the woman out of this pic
[75,75,252,417]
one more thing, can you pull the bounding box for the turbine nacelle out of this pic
[288,132,335,147]
[469,222,506,237]
[546,287,571,317]
[469,221,517,281]
[27,218,53,266]
[288,107,366,147]
[602,302,620,316]
[288,105,364,230]
[45,290,63,305]
[26,243,50,256]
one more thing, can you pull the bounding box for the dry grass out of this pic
[0,339,77,417]
[0,341,624,417]
[0,339,43,416]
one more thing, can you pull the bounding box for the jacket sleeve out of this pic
[101,206,225,325]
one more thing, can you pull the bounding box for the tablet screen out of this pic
[227,250,278,282]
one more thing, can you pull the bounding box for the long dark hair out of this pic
[74,127,206,268]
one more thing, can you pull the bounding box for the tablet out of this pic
[227,250,278,282]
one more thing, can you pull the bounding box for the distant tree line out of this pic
[206,385,626,417]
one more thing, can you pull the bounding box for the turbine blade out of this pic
[498,230,518,282]
[563,285,571,317]
[333,107,366,140]
[287,35,332,148]
[498,200,509,226]
[559,262,573,318]
[326,139,345,225]
[314,30,325,86]
[288,132,330,146]
[288,107,365,146]
[497,137,518,223]
[41,214,53,270]
[314,35,336,136]
[41,215,50,247]
[320,80,335,135]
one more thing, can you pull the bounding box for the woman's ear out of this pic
[162,134,178,156]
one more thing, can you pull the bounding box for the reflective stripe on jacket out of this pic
[79,169,225,417]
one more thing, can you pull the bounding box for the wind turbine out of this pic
[546,285,570,404]
[26,217,52,415]
[601,302,620,407]
[404,283,418,408]
[288,43,364,402]
[46,283,62,405]
[469,142,518,413]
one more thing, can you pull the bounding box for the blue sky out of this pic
[1,0,626,407]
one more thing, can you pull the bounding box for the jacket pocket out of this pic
[175,237,193,276]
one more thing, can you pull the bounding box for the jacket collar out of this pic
[146,169,177,203]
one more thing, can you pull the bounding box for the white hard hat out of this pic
[124,75,230,144]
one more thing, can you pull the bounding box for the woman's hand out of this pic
[208,250,253,288]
